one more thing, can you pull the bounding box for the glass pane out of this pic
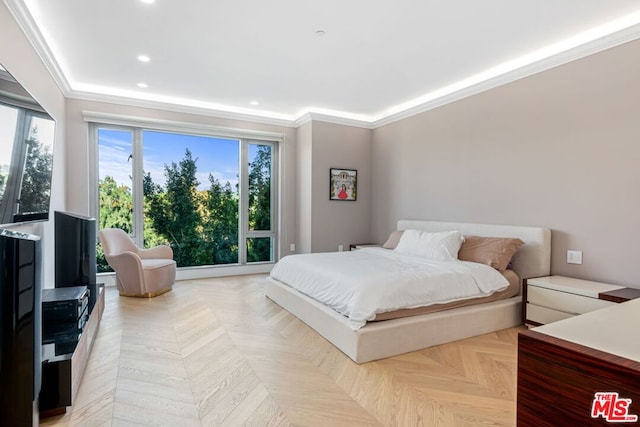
[97,129,133,272]
[142,130,240,266]
[247,237,272,263]
[248,143,271,231]
[0,105,18,203]
[18,115,55,214]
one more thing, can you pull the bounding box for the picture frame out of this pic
[330,168,357,201]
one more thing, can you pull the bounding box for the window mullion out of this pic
[88,123,99,221]
[238,139,249,265]
[132,128,144,247]
[270,141,278,261]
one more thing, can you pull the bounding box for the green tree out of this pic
[0,173,6,199]
[145,149,208,267]
[96,176,134,272]
[142,172,168,248]
[100,146,273,269]
[204,176,238,264]
[247,146,272,262]
[98,176,133,232]
[19,128,53,214]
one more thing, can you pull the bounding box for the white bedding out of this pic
[269,247,509,330]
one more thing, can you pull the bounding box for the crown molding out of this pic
[70,89,297,128]
[70,90,375,130]
[82,110,286,141]
[371,21,640,128]
[4,0,72,93]
[6,0,640,131]
[293,112,373,129]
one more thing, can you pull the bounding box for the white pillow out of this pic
[393,229,464,260]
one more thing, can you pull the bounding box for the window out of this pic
[92,123,278,272]
[246,142,274,262]
[96,128,134,235]
[0,103,54,223]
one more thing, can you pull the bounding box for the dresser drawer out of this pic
[527,285,615,315]
[526,303,574,325]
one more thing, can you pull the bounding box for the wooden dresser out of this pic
[517,297,640,426]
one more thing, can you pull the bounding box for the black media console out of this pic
[39,284,104,417]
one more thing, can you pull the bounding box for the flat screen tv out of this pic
[0,64,55,226]
[54,211,97,288]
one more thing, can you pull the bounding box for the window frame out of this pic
[241,140,278,264]
[0,102,54,222]
[88,115,281,272]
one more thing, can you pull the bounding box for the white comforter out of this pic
[269,247,509,330]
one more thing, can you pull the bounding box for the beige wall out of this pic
[64,98,298,261]
[371,38,640,288]
[296,122,313,253]
[297,121,372,253]
[1,3,66,285]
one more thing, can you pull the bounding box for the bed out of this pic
[265,220,551,363]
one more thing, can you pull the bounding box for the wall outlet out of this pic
[290,243,295,252]
[338,244,344,252]
[567,250,583,265]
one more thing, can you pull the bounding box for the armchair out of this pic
[98,228,176,297]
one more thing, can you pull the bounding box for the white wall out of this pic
[371,38,640,288]
[1,3,66,287]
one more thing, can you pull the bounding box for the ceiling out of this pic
[6,0,640,127]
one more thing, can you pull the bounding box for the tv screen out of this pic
[54,211,97,288]
[0,64,55,226]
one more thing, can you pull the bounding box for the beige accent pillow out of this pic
[458,235,524,271]
[382,230,404,249]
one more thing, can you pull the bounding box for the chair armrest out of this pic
[138,245,173,260]
[105,251,146,294]
[105,251,143,271]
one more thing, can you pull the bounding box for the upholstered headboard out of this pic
[397,220,551,279]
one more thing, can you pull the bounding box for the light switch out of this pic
[567,250,583,265]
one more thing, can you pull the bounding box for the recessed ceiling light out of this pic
[137,82,148,88]
[137,55,150,63]
[140,0,155,4]
[315,30,326,37]
[250,100,259,106]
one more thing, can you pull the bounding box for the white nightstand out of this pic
[523,275,624,326]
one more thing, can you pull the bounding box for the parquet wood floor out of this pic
[40,274,523,427]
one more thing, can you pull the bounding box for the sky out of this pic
[98,129,242,191]
[0,104,56,192]
[0,106,18,167]
[1,104,56,167]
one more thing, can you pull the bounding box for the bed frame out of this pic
[265,220,551,363]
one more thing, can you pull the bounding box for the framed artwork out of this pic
[330,168,357,201]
